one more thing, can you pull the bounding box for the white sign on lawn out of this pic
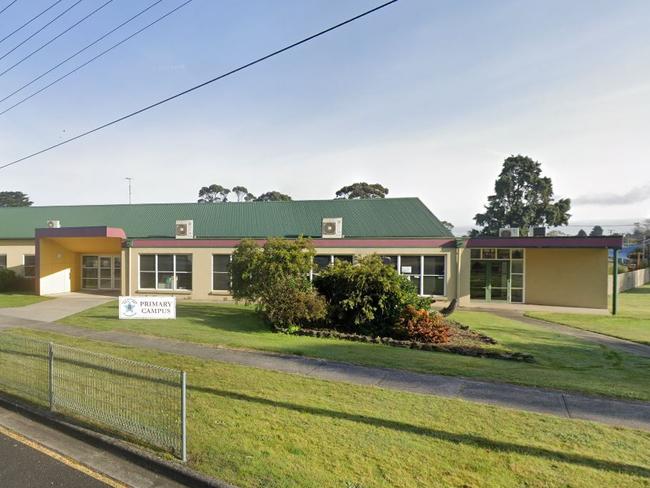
[119,296,176,320]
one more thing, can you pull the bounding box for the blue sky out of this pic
[0,0,648,230]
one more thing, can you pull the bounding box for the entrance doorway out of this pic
[470,260,510,301]
[469,248,525,303]
[82,255,121,290]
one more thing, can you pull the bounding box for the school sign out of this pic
[119,296,176,319]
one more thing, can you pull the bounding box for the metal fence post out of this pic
[48,342,54,410]
[181,371,187,462]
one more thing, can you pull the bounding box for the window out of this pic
[0,255,6,270]
[311,255,353,278]
[334,255,353,263]
[400,256,421,290]
[380,255,398,270]
[470,248,525,303]
[423,256,445,295]
[139,254,192,291]
[82,255,99,289]
[23,255,35,279]
[212,255,231,291]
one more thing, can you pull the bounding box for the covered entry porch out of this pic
[463,236,624,311]
[35,226,126,296]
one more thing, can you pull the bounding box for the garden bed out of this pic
[274,321,535,362]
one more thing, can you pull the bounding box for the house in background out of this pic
[0,198,622,311]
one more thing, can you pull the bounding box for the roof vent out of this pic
[322,218,343,239]
[47,220,61,228]
[175,220,194,239]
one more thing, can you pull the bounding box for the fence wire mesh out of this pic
[0,334,186,459]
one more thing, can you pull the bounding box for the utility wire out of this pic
[0,0,114,76]
[0,0,399,171]
[0,0,85,63]
[0,0,63,46]
[0,0,163,104]
[0,0,19,16]
[0,0,191,115]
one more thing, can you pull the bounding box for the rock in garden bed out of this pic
[273,323,534,362]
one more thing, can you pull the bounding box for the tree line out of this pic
[196,182,392,203]
[6,155,641,242]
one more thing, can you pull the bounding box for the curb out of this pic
[0,395,236,488]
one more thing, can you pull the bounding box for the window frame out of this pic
[469,248,525,303]
[0,254,7,270]
[211,254,232,292]
[396,254,446,297]
[138,254,193,291]
[23,254,36,280]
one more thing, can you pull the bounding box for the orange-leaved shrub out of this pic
[399,305,450,344]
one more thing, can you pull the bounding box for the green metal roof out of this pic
[0,198,452,240]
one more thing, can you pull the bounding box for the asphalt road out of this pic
[0,431,111,488]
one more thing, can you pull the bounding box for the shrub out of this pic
[398,305,450,344]
[314,255,431,337]
[231,237,325,328]
[0,268,19,292]
[261,283,327,329]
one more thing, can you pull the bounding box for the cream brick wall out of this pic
[0,240,36,276]
[126,246,458,302]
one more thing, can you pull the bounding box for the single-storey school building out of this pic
[0,198,622,311]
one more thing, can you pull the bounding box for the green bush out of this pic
[0,268,19,292]
[261,282,327,329]
[314,255,431,337]
[231,237,326,328]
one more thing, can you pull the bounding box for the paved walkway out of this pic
[0,293,113,322]
[485,309,650,358]
[0,315,649,432]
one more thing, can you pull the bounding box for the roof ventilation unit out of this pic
[499,227,520,238]
[322,218,343,239]
[175,220,194,239]
[47,220,61,228]
[532,227,547,237]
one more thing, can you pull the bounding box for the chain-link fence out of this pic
[0,334,187,460]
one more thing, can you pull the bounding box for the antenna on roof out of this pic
[125,177,132,204]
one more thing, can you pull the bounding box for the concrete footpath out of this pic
[1,315,649,432]
[486,309,650,358]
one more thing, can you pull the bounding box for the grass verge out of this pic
[4,328,650,488]
[0,292,49,308]
[528,285,650,346]
[58,301,650,401]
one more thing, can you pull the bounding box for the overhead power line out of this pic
[0,0,84,62]
[0,0,163,104]
[0,0,191,115]
[0,0,399,172]
[0,0,19,16]
[0,0,63,46]
[0,0,115,77]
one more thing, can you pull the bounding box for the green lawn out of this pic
[59,301,650,401]
[5,328,650,488]
[0,292,49,308]
[528,285,650,346]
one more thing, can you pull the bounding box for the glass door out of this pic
[82,255,120,290]
[469,259,510,301]
[488,260,509,301]
[470,261,487,299]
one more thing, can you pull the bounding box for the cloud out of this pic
[574,183,650,205]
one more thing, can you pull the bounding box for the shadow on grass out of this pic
[192,385,650,478]
[624,287,650,295]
